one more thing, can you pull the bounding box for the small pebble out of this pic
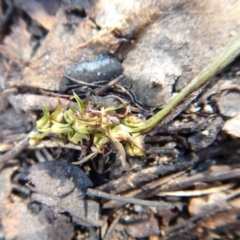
[218,92,240,117]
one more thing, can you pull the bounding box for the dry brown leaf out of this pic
[199,210,239,230]
[0,18,33,64]
[0,199,74,240]
[189,192,229,216]
[26,161,100,226]
[0,88,18,113]
[122,215,160,238]
[7,93,76,111]
[14,0,57,30]
[0,165,18,204]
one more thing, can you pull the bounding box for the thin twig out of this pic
[113,84,153,111]
[95,75,125,95]
[103,170,186,209]
[156,182,234,197]
[103,210,123,240]
[63,72,99,87]
[28,140,82,151]
[97,157,196,194]
[166,204,232,238]
[87,188,173,208]
[72,151,99,165]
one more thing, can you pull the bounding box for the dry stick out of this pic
[87,188,173,208]
[156,182,235,197]
[165,186,240,239]
[28,140,82,151]
[63,72,99,87]
[114,84,153,110]
[97,157,196,194]
[95,75,125,95]
[97,140,240,208]
[72,151,99,165]
[166,205,231,238]
[103,210,123,240]
[102,170,186,209]
[129,35,240,133]
[0,131,33,167]
[161,167,240,191]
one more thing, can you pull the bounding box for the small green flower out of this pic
[125,134,145,157]
[50,121,73,134]
[51,102,64,122]
[93,133,110,151]
[36,107,51,133]
[29,132,48,145]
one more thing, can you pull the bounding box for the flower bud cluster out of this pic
[29,92,145,165]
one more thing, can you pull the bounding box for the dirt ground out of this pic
[1,1,240,239]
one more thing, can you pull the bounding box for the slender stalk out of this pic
[129,35,240,133]
[87,188,173,208]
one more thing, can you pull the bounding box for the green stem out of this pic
[129,35,240,133]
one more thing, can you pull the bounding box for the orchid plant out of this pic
[29,36,240,166]
[29,92,145,166]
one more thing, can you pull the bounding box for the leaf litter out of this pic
[1,0,240,239]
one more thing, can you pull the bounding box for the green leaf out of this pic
[73,91,85,114]
[76,116,100,125]
[36,107,50,131]
[125,142,144,156]
[64,108,77,124]
[93,133,110,150]
[37,127,52,133]
[29,132,48,145]
[72,122,91,134]
[51,101,64,122]
[109,125,131,141]
[122,115,144,127]
[51,121,73,134]
[125,134,145,157]
[104,103,128,112]
[68,132,89,144]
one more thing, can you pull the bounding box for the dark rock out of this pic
[65,54,123,83]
